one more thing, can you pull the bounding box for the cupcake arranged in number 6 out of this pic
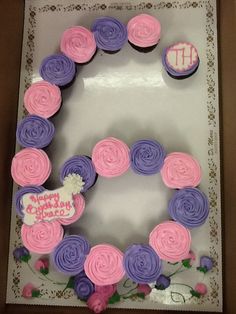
[9,11,213,314]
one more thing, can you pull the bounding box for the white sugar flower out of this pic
[63,173,85,194]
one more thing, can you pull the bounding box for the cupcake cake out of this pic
[127,14,161,52]
[162,42,200,79]
[92,16,127,54]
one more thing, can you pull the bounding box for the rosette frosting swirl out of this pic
[60,26,96,63]
[16,115,55,148]
[14,185,45,218]
[127,14,161,48]
[168,188,209,228]
[52,235,90,275]
[149,221,191,262]
[21,220,63,254]
[123,244,162,284]
[84,244,125,285]
[92,137,130,177]
[24,80,61,118]
[130,139,166,175]
[60,156,96,192]
[58,194,85,225]
[92,17,127,51]
[39,54,76,86]
[160,152,201,189]
[11,148,51,186]
[74,271,95,300]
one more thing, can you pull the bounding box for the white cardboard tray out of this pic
[7,0,222,312]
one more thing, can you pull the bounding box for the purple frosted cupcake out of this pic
[16,115,55,148]
[92,17,127,53]
[130,139,166,175]
[52,235,90,275]
[39,54,76,87]
[14,185,45,218]
[60,155,97,192]
[74,271,95,300]
[162,42,199,79]
[168,188,209,228]
[123,244,162,284]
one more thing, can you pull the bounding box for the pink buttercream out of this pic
[24,80,61,118]
[21,220,63,254]
[186,250,196,265]
[127,14,161,48]
[137,284,152,296]
[60,26,96,63]
[92,137,130,178]
[34,258,49,271]
[58,194,85,225]
[84,244,125,286]
[11,148,51,186]
[195,283,207,295]
[160,152,201,189]
[22,283,36,298]
[87,292,107,313]
[149,221,191,263]
[95,284,117,301]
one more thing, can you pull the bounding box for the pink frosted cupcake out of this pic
[60,26,97,64]
[127,14,161,53]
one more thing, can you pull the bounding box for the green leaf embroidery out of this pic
[190,289,201,298]
[197,266,207,273]
[31,290,40,298]
[66,276,75,289]
[40,267,49,275]
[182,259,192,269]
[20,254,31,263]
[136,292,145,299]
[155,284,165,290]
[108,292,121,304]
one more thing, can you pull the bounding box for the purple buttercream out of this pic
[162,47,199,78]
[123,244,162,284]
[52,235,90,275]
[39,54,76,86]
[155,274,171,290]
[16,115,55,148]
[60,155,97,192]
[13,246,30,261]
[92,17,127,51]
[74,271,95,300]
[130,139,166,175]
[168,188,209,228]
[14,185,45,218]
[199,256,213,271]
